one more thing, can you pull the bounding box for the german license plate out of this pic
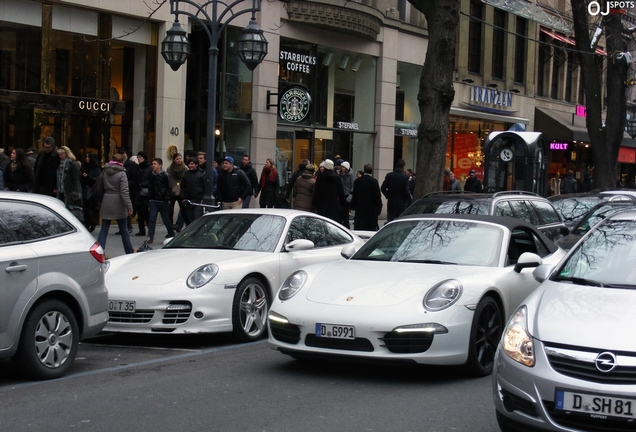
[108,300,136,313]
[315,323,355,339]
[555,389,636,420]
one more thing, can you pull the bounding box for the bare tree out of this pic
[571,0,629,189]
[408,0,460,198]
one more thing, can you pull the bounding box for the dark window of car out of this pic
[0,220,13,245]
[508,200,541,226]
[494,200,514,217]
[0,201,74,242]
[404,198,490,216]
[287,217,352,248]
[507,228,548,264]
[531,200,562,225]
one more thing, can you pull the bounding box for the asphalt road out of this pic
[0,333,500,432]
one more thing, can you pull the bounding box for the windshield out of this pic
[574,204,636,235]
[550,196,601,223]
[352,219,502,267]
[165,213,286,252]
[555,219,636,288]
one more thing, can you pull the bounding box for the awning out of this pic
[483,0,570,33]
[451,106,529,124]
[540,28,606,56]
[535,107,636,146]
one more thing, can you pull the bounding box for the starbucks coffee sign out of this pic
[279,87,311,123]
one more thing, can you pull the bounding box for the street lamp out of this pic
[161,0,268,205]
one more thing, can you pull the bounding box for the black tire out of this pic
[14,299,79,380]
[466,296,502,377]
[231,277,270,342]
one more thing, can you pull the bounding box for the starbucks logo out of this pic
[279,87,311,123]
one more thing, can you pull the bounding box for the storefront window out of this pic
[49,30,99,98]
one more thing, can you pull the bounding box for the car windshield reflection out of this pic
[165,213,286,252]
[556,219,636,288]
[351,219,502,267]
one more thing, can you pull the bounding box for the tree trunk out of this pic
[409,0,460,199]
[571,0,627,189]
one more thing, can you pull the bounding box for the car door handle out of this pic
[5,263,27,273]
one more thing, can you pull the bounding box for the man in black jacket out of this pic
[381,159,411,222]
[34,136,61,196]
[217,156,251,209]
[240,154,259,208]
[180,157,208,225]
[147,158,175,243]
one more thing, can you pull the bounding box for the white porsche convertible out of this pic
[268,214,567,376]
[103,209,364,341]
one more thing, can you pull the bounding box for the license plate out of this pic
[108,300,136,313]
[315,323,355,339]
[555,389,636,420]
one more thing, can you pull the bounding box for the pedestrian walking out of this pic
[292,163,315,212]
[240,154,259,208]
[312,159,345,222]
[463,169,482,193]
[381,159,411,222]
[117,147,138,234]
[55,146,83,206]
[96,153,134,255]
[181,157,207,225]
[167,152,186,232]
[135,151,151,236]
[217,156,251,209]
[33,136,61,196]
[258,158,277,208]
[4,148,34,192]
[351,163,382,231]
[147,157,175,243]
[81,151,101,232]
[448,171,461,193]
[338,161,355,228]
[561,170,577,194]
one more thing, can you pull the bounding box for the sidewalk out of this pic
[93,222,170,259]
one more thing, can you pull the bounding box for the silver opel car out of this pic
[493,210,636,432]
[0,191,108,379]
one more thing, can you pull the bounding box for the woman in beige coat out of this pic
[292,164,316,212]
[96,153,134,254]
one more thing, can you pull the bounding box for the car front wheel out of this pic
[466,296,502,377]
[14,299,79,380]
[232,277,270,342]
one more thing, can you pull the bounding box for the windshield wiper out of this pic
[401,259,457,265]
[552,276,605,287]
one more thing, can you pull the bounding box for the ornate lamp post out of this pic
[161,0,268,205]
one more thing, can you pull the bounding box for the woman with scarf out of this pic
[81,151,102,232]
[166,152,186,232]
[258,158,278,208]
[4,148,34,192]
[55,146,82,206]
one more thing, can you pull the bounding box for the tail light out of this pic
[90,242,105,263]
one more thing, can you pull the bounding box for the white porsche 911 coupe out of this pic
[268,214,567,376]
[103,209,364,341]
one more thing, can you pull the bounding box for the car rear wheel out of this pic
[466,296,502,377]
[14,299,79,380]
[232,277,270,342]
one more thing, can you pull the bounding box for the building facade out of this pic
[1,0,634,205]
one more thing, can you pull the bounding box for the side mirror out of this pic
[532,264,554,283]
[285,239,314,252]
[514,252,542,273]
[560,226,570,236]
[341,244,356,259]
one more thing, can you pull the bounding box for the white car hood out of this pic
[305,260,492,307]
[107,248,266,286]
[531,281,636,351]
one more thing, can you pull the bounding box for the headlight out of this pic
[423,279,462,311]
[502,306,534,367]
[186,264,219,289]
[278,270,307,300]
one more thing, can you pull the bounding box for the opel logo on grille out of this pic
[595,352,618,373]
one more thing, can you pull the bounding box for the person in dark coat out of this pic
[381,159,411,222]
[96,153,134,255]
[118,147,138,233]
[217,156,251,209]
[292,163,315,212]
[561,170,577,194]
[581,172,593,192]
[257,158,277,208]
[55,146,82,206]
[147,157,175,243]
[240,154,259,208]
[135,151,152,236]
[180,157,208,225]
[34,136,61,196]
[81,151,102,232]
[312,159,345,223]
[463,169,483,193]
[351,163,382,231]
[4,148,34,192]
